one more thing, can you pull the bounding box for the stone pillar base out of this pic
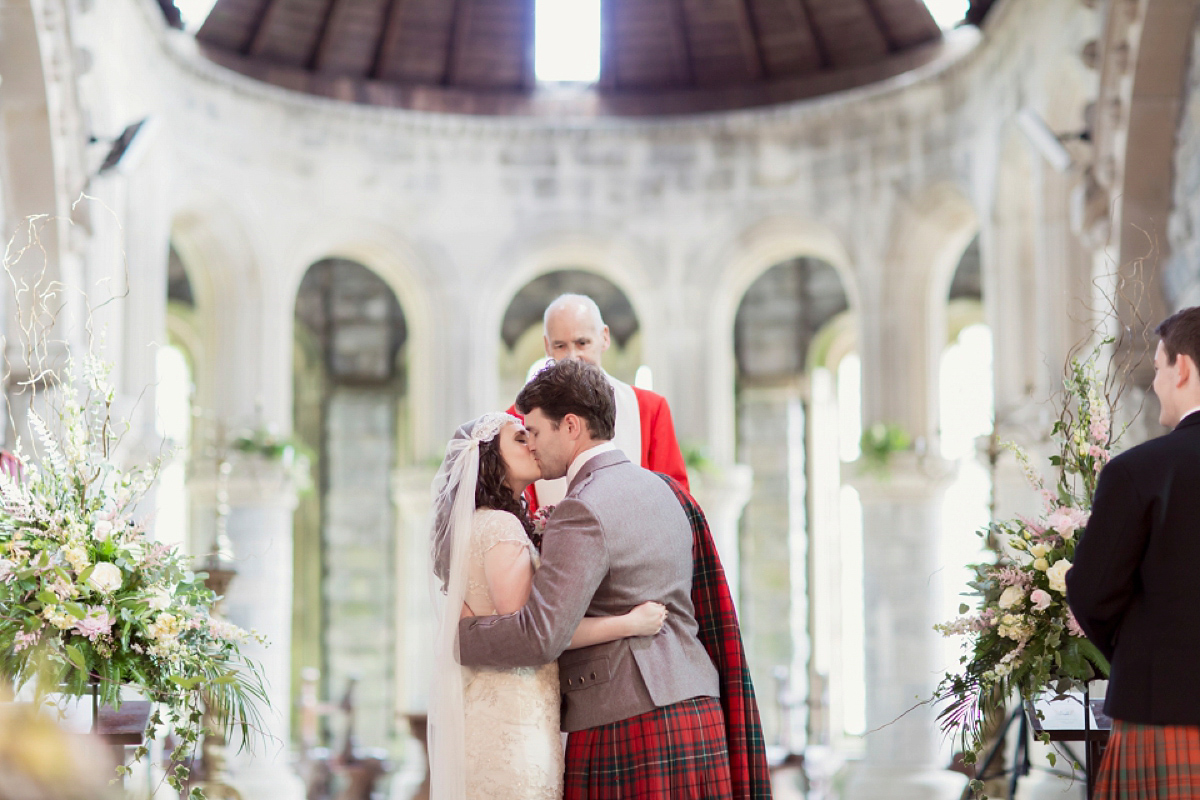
[842,762,968,800]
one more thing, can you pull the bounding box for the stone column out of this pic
[216,457,306,800]
[843,454,965,800]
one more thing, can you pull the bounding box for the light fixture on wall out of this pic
[1016,108,1081,173]
[94,117,158,176]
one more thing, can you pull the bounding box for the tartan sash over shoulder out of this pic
[657,473,773,800]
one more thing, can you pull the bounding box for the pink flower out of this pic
[1087,445,1110,463]
[1090,415,1110,444]
[73,607,114,641]
[1046,507,1089,539]
[1030,589,1052,611]
[1067,609,1086,638]
[992,566,1033,588]
[1041,490,1058,512]
[14,631,38,652]
[1018,515,1047,537]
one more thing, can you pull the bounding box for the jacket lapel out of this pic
[566,450,628,495]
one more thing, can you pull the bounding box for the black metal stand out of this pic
[961,705,1082,800]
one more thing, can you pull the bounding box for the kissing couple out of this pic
[428,358,773,800]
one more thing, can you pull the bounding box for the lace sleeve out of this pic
[479,510,533,554]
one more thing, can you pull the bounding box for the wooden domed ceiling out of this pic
[196,0,946,116]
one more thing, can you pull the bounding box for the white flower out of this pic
[1033,558,1050,572]
[88,562,123,594]
[997,613,1031,641]
[146,587,173,611]
[0,558,13,582]
[42,604,74,630]
[62,545,89,573]
[147,612,183,642]
[998,586,1025,610]
[93,520,114,541]
[1046,559,1072,594]
[1029,543,1048,559]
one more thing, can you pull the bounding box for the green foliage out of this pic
[859,422,911,472]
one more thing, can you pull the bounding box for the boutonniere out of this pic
[529,505,556,552]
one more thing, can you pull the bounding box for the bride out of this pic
[429,412,667,800]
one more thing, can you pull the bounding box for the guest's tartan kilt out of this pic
[1094,720,1200,799]
[564,696,734,800]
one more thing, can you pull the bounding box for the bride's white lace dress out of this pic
[461,508,564,799]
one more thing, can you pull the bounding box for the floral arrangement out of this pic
[529,504,556,552]
[934,345,1117,787]
[859,422,912,472]
[0,355,267,798]
[230,425,313,493]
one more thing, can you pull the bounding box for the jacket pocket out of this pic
[560,656,611,693]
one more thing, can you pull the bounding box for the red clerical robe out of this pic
[508,386,689,513]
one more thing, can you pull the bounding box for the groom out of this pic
[1068,306,1200,795]
[459,358,749,798]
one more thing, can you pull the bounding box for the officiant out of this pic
[508,293,690,510]
[1068,306,1200,798]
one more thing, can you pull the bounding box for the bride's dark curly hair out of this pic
[476,435,534,538]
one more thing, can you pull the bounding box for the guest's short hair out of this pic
[1155,307,1200,369]
[516,359,615,441]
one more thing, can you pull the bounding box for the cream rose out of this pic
[998,585,1025,610]
[88,562,123,594]
[146,587,173,611]
[1046,559,1072,594]
[1033,557,1050,572]
[93,520,114,541]
[1029,543,1048,559]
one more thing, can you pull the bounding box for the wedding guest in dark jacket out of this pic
[1068,306,1200,799]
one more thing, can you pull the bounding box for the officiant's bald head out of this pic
[543,293,611,366]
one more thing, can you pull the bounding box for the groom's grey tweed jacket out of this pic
[457,450,720,731]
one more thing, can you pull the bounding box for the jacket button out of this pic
[591,672,597,680]
[568,678,573,686]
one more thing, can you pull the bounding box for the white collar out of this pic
[566,441,618,488]
[1179,406,1200,424]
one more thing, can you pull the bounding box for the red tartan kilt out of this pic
[1094,720,1200,799]
[564,696,733,800]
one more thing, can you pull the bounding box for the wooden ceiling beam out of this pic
[370,0,408,79]
[737,0,768,80]
[246,0,282,56]
[861,0,900,52]
[445,0,471,86]
[598,0,617,89]
[521,0,536,90]
[309,0,345,70]
[669,0,696,86]
[793,0,832,69]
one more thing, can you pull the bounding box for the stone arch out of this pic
[482,230,658,409]
[497,269,643,404]
[878,179,979,443]
[169,201,264,421]
[707,216,859,466]
[291,255,409,754]
[281,219,440,459]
